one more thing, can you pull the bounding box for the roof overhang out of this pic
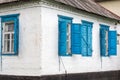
[94,0,113,2]
[0,0,120,21]
[0,0,19,4]
[54,0,120,21]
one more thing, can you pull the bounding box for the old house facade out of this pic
[0,0,119,80]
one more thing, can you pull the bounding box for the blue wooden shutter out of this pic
[100,28,106,56]
[71,24,81,54]
[14,17,19,55]
[0,18,2,70]
[108,31,117,55]
[58,21,67,56]
[0,18,1,53]
[87,26,92,56]
[81,25,88,56]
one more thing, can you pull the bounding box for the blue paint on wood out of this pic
[71,24,81,54]
[58,15,73,56]
[58,15,73,21]
[87,26,92,56]
[81,25,88,56]
[100,28,106,56]
[59,21,67,56]
[108,31,117,56]
[81,20,93,56]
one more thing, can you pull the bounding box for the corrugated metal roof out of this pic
[0,0,18,4]
[0,0,119,20]
[54,0,120,20]
[94,0,110,2]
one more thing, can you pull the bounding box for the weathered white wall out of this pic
[41,2,120,76]
[0,2,42,76]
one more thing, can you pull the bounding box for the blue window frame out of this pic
[1,14,19,55]
[81,20,93,56]
[58,15,73,56]
[100,24,117,56]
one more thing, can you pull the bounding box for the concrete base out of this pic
[0,70,120,80]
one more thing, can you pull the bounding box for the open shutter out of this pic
[81,25,88,56]
[0,18,1,54]
[87,26,92,56]
[0,18,2,70]
[14,17,19,55]
[71,24,81,54]
[58,21,67,56]
[100,29,106,56]
[108,31,117,55]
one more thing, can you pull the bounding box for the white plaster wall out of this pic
[0,5,42,76]
[41,4,120,75]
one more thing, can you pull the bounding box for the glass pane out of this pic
[8,23,14,32]
[5,34,10,40]
[105,31,108,56]
[67,23,71,54]
[4,25,8,32]
[4,40,10,52]
[4,40,7,52]
[67,41,71,54]
[11,40,14,52]
[5,22,14,32]
[7,40,10,52]
[12,34,14,39]
[67,23,71,35]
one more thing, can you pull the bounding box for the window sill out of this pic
[2,53,18,56]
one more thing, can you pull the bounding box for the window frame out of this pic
[1,14,19,56]
[100,24,109,57]
[58,15,73,56]
[2,21,15,54]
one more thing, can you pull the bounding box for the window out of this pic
[58,15,73,56]
[1,14,19,55]
[71,21,93,56]
[58,15,93,57]
[81,20,93,56]
[100,24,117,56]
[3,22,14,54]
